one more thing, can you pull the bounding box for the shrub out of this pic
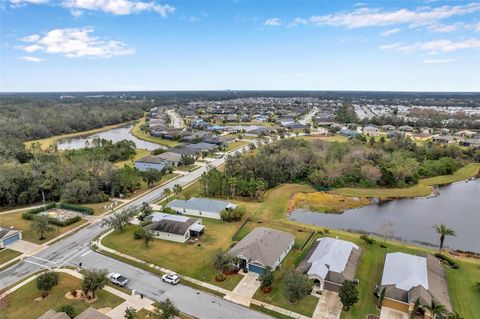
[49,216,81,227]
[434,253,459,269]
[133,227,144,240]
[220,207,245,222]
[360,234,376,246]
[59,202,94,215]
[22,202,56,220]
[56,304,76,318]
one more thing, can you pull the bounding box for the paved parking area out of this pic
[224,272,260,307]
[7,240,40,254]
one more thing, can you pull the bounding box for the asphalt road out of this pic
[0,143,274,319]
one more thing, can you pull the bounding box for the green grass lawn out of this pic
[226,141,250,152]
[445,259,480,319]
[3,273,124,319]
[0,248,22,264]
[0,211,88,244]
[131,116,180,147]
[102,219,244,290]
[295,135,349,143]
[175,164,199,172]
[332,163,480,199]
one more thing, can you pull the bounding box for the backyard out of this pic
[2,272,124,319]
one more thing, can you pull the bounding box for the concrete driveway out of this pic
[224,272,260,307]
[312,291,342,319]
[7,240,40,254]
[379,307,409,319]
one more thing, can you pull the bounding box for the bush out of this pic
[22,202,56,220]
[133,227,144,240]
[49,215,81,227]
[360,234,376,246]
[434,253,459,269]
[220,207,245,222]
[59,202,94,215]
[56,304,76,318]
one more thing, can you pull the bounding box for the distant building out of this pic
[145,213,204,243]
[339,128,359,138]
[0,227,22,248]
[432,135,457,144]
[134,156,168,172]
[157,152,183,166]
[454,130,476,138]
[184,142,218,153]
[166,197,237,220]
[229,227,295,275]
[363,124,381,136]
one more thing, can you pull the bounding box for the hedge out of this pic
[434,253,459,269]
[22,202,56,220]
[59,202,94,215]
[49,215,81,227]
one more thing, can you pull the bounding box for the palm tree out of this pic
[173,184,182,196]
[425,299,446,319]
[433,224,456,252]
[163,187,172,198]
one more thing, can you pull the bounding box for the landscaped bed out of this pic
[101,218,244,290]
[2,272,124,319]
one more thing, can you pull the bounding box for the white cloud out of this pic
[20,56,44,62]
[10,0,49,4]
[265,18,281,27]
[290,2,480,29]
[475,22,480,32]
[380,28,401,36]
[61,0,175,16]
[17,27,135,58]
[426,22,463,33]
[380,38,480,53]
[424,58,456,64]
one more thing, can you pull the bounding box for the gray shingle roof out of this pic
[146,215,197,235]
[135,155,167,164]
[167,198,236,214]
[229,227,295,268]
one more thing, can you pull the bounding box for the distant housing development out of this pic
[166,197,237,220]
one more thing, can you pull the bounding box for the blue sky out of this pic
[1,0,479,92]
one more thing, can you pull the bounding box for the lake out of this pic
[57,125,165,151]
[289,179,480,252]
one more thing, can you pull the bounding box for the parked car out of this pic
[108,273,129,287]
[162,273,180,285]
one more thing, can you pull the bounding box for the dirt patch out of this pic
[65,290,98,303]
[97,307,112,313]
[288,191,372,213]
[34,294,50,301]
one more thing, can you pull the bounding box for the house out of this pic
[37,307,110,319]
[134,156,168,172]
[0,227,22,248]
[166,197,237,220]
[300,237,362,292]
[184,142,218,153]
[157,152,183,166]
[459,138,480,148]
[363,124,381,136]
[167,147,198,157]
[277,117,295,127]
[432,135,457,144]
[454,130,476,138]
[379,252,452,317]
[286,123,306,130]
[413,133,432,141]
[381,125,395,132]
[145,213,204,243]
[339,128,359,138]
[229,227,295,275]
[203,135,236,146]
[398,125,414,133]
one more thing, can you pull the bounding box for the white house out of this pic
[363,124,381,136]
[145,213,204,243]
[0,227,22,248]
[166,197,237,220]
[134,156,168,172]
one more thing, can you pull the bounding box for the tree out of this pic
[139,202,153,220]
[162,187,172,198]
[213,251,234,273]
[156,298,179,319]
[124,307,137,319]
[339,280,359,311]
[36,271,59,297]
[56,304,76,318]
[142,228,154,248]
[173,184,182,195]
[410,298,420,319]
[102,208,135,232]
[425,299,447,319]
[377,287,386,308]
[31,215,55,240]
[282,270,313,304]
[448,312,464,319]
[259,266,274,290]
[82,269,108,299]
[142,169,163,187]
[433,223,456,252]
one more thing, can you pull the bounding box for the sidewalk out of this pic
[251,299,310,319]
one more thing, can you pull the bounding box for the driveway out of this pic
[312,291,342,319]
[6,240,41,254]
[379,307,409,319]
[224,272,260,307]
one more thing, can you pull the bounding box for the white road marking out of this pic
[24,259,51,270]
[57,247,90,267]
[80,250,92,257]
[29,256,57,265]
[59,244,88,261]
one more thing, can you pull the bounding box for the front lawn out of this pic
[0,211,88,244]
[226,141,250,152]
[445,259,480,319]
[175,164,199,172]
[102,219,244,290]
[0,248,22,264]
[3,273,124,319]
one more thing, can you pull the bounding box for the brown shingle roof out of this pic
[146,217,197,235]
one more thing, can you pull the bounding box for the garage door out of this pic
[3,234,20,246]
[248,264,265,275]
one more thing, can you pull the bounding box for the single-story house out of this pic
[134,155,168,172]
[167,147,199,157]
[145,213,204,243]
[157,152,183,166]
[381,125,395,132]
[363,124,381,136]
[300,237,362,292]
[204,135,236,146]
[0,227,22,248]
[38,307,110,319]
[460,138,480,148]
[432,135,457,144]
[229,227,295,275]
[339,128,359,138]
[166,197,237,220]
[454,130,476,138]
[184,142,218,153]
[398,125,414,133]
[379,252,452,317]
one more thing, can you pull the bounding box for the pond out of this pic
[57,125,165,151]
[289,179,480,253]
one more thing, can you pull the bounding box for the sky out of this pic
[1,0,479,92]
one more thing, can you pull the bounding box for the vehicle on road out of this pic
[162,273,180,285]
[108,273,129,286]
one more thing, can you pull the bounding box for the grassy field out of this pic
[3,272,124,319]
[226,140,250,151]
[131,116,180,148]
[332,163,480,199]
[288,192,371,213]
[0,211,88,244]
[102,219,244,290]
[114,148,151,168]
[295,135,349,143]
[24,122,134,150]
[445,260,480,319]
[175,164,199,172]
[0,248,22,264]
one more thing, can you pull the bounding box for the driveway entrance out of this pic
[224,272,260,307]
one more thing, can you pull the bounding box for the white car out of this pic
[162,273,180,285]
[108,273,129,287]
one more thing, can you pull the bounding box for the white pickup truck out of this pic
[108,273,129,287]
